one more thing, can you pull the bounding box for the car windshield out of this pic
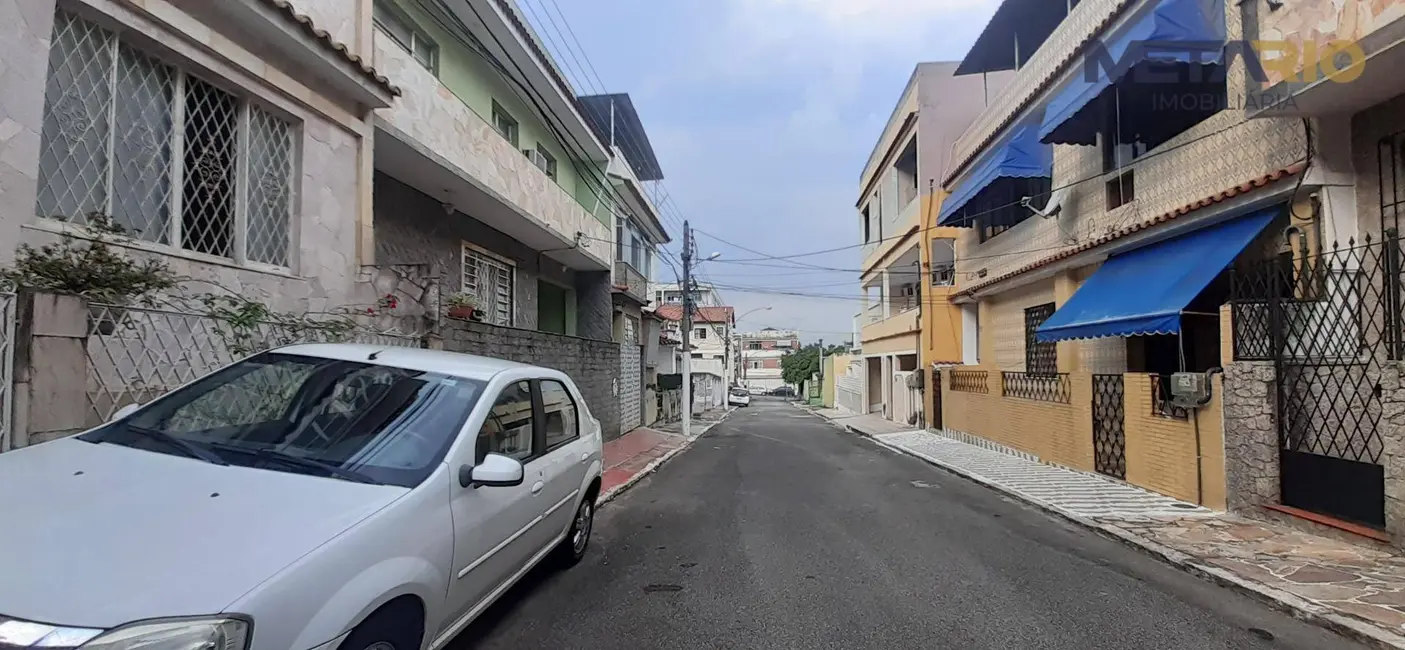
[82,352,486,488]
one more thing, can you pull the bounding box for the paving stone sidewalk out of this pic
[598,408,734,504]
[871,428,1405,649]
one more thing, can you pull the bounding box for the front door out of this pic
[1091,374,1126,480]
[442,379,544,633]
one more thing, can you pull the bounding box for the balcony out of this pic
[862,307,920,344]
[371,32,612,269]
[613,260,649,304]
[944,0,1129,186]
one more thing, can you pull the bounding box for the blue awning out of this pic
[1038,0,1225,145]
[1035,207,1278,343]
[939,119,1051,225]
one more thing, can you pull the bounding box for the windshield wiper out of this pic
[117,426,229,466]
[216,444,383,485]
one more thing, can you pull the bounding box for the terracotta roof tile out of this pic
[261,0,401,97]
[953,161,1307,298]
[655,305,734,323]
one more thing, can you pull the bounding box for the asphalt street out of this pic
[451,398,1365,650]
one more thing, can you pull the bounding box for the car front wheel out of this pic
[555,498,593,567]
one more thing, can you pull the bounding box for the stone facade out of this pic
[619,343,642,432]
[1222,361,1280,513]
[440,317,623,441]
[0,0,383,314]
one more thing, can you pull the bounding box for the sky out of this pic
[517,0,1001,343]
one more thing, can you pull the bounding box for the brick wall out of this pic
[1123,373,1226,509]
[941,369,1095,471]
[441,318,623,441]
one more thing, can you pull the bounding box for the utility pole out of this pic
[681,221,693,438]
[818,337,824,403]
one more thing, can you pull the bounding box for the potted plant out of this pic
[445,292,480,321]
[0,214,178,334]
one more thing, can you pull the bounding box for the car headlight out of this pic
[0,617,249,650]
[82,619,249,650]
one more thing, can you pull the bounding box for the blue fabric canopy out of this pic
[938,120,1051,226]
[1038,0,1225,145]
[1035,207,1277,343]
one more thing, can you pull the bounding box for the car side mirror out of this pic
[109,403,141,423]
[460,453,524,489]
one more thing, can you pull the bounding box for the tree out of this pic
[780,346,819,386]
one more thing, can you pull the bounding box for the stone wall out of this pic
[574,271,613,341]
[440,317,623,441]
[1222,361,1281,513]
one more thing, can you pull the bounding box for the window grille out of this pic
[462,245,514,326]
[1024,303,1057,376]
[37,9,294,266]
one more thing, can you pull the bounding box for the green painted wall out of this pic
[388,0,610,225]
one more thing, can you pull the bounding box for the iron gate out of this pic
[1232,235,1396,527]
[1092,374,1126,479]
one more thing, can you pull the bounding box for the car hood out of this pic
[0,438,408,629]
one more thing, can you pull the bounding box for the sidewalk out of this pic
[598,407,732,504]
[864,428,1405,649]
[800,404,920,437]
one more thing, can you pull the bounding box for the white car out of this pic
[728,388,751,407]
[0,344,603,650]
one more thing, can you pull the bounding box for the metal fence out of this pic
[948,369,989,394]
[1092,374,1127,479]
[1001,371,1071,403]
[0,292,13,451]
[85,302,422,423]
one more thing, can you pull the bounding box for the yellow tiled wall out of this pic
[1124,374,1227,509]
[942,369,1095,472]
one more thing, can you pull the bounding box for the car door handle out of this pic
[581,452,590,464]
[531,481,544,495]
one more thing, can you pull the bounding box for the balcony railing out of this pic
[1001,372,1072,403]
[613,260,648,303]
[945,0,1130,184]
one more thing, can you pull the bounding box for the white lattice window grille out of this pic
[461,244,514,326]
[37,9,296,267]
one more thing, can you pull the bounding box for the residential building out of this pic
[368,0,617,339]
[936,0,1322,522]
[857,62,1009,424]
[650,281,724,308]
[734,328,799,392]
[656,304,734,411]
[0,0,397,312]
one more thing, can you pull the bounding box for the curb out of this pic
[857,431,1405,650]
[596,413,732,506]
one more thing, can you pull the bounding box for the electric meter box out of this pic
[1169,372,1212,408]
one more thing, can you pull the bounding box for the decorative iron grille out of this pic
[1024,303,1058,376]
[1148,374,1189,419]
[1092,374,1127,479]
[461,245,514,326]
[948,370,988,394]
[36,9,295,266]
[1001,371,1071,403]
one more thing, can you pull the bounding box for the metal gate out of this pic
[1091,374,1126,479]
[1232,235,1395,527]
[0,292,13,452]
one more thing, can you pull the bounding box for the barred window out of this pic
[37,9,295,266]
[461,244,514,326]
[1025,303,1058,376]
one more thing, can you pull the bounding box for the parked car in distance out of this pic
[768,386,797,398]
[728,387,751,407]
[0,344,603,650]
[747,386,765,396]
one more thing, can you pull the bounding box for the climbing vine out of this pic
[194,293,358,358]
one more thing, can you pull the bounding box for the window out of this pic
[750,361,761,369]
[37,10,295,266]
[86,352,485,488]
[1025,303,1058,376]
[931,238,956,286]
[861,205,871,243]
[1106,170,1135,210]
[690,353,703,359]
[462,244,515,326]
[540,380,579,450]
[477,381,534,464]
[694,327,707,339]
[373,0,437,73]
[492,101,519,147]
[747,342,761,350]
[530,143,557,179]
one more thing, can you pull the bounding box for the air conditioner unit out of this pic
[524,148,551,173]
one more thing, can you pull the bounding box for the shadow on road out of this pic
[447,560,563,650]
